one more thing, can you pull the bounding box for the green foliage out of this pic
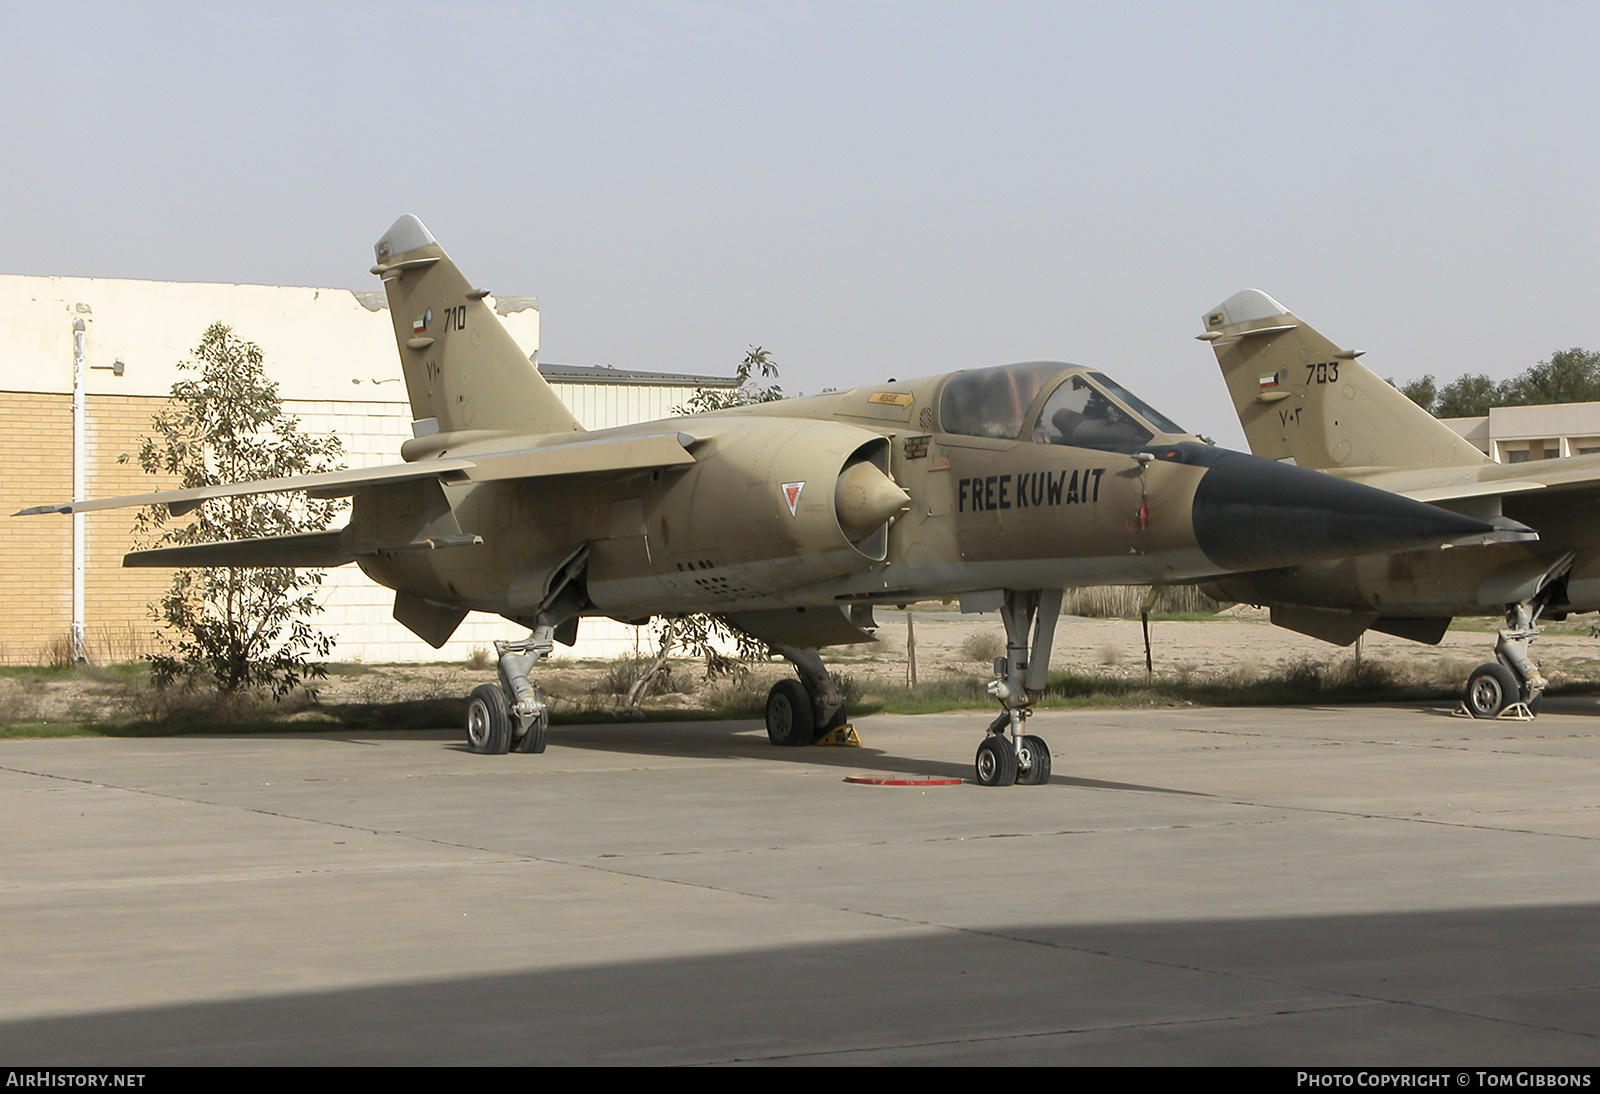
[1394,374,1438,414]
[131,324,344,697]
[1435,373,1502,417]
[1397,349,1600,418]
[1501,348,1600,405]
[679,345,786,413]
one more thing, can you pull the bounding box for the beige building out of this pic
[0,274,734,665]
[1444,404,1600,464]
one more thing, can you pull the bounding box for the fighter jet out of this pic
[1198,289,1600,718]
[17,219,1504,783]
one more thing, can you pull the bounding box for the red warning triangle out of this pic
[782,481,805,516]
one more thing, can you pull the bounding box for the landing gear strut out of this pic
[466,633,553,754]
[464,550,587,755]
[765,645,848,746]
[974,589,1061,786]
[1464,601,1549,719]
[1461,553,1572,719]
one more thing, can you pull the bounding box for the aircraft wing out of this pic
[15,432,697,518]
[1347,462,1600,505]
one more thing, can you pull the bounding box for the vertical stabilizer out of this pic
[372,215,582,440]
[1200,290,1488,471]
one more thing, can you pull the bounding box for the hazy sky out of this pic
[5,1,1596,447]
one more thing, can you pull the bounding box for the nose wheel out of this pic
[1016,735,1052,785]
[974,733,1052,787]
[975,736,1017,786]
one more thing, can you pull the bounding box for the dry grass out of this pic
[1061,585,1222,617]
[957,632,1004,663]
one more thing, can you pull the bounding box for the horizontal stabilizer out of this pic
[124,530,354,568]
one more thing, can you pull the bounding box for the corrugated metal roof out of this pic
[537,362,740,387]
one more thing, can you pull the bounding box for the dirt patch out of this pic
[13,611,1598,727]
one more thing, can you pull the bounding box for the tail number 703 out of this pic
[1306,362,1340,384]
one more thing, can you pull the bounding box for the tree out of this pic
[1500,348,1600,406]
[631,346,790,704]
[131,324,344,697]
[1393,374,1438,414]
[1433,373,1501,418]
[1396,349,1600,419]
[678,345,785,413]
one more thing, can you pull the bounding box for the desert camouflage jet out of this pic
[1198,289,1600,718]
[18,220,1507,782]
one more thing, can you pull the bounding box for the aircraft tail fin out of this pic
[372,215,582,443]
[1200,290,1489,471]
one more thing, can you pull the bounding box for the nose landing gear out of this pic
[973,589,1061,786]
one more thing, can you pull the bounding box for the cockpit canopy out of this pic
[937,362,1191,452]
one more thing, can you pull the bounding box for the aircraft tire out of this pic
[1464,662,1519,719]
[820,702,849,734]
[974,735,1019,787]
[467,683,513,754]
[1015,735,1052,785]
[766,679,816,746]
[514,707,549,754]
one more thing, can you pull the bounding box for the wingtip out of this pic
[14,504,71,516]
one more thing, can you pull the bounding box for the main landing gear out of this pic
[1462,601,1549,720]
[465,550,587,754]
[973,589,1061,787]
[465,633,553,754]
[764,644,849,746]
[1459,555,1571,720]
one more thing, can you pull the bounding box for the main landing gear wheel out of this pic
[467,683,512,754]
[514,701,549,754]
[1464,662,1519,719]
[1015,734,1052,785]
[974,736,1019,787]
[766,679,816,746]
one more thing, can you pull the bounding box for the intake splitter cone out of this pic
[1157,443,1500,573]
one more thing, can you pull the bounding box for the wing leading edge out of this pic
[15,431,698,518]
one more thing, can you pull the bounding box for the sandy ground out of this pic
[876,607,1600,682]
[327,607,1600,707]
[9,608,1599,724]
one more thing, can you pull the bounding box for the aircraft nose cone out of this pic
[1167,445,1497,572]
